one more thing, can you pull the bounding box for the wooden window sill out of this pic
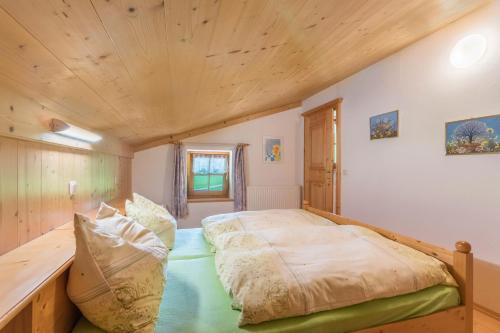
[188,198,234,203]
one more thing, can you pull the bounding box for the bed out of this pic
[72,221,467,333]
[0,202,473,333]
[74,254,460,333]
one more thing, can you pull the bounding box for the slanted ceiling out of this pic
[0,0,489,150]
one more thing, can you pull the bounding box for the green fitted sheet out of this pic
[169,228,213,260]
[73,256,460,333]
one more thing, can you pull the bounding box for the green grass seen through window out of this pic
[193,175,224,192]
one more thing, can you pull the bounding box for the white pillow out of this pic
[126,199,176,249]
[67,212,168,332]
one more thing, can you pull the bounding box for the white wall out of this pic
[302,3,500,265]
[133,107,303,228]
[132,145,171,205]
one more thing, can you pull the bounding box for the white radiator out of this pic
[247,185,301,210]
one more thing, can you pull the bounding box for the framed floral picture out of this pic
[263,136,283,163]
[446,114,500,155]
[370,110,399,140]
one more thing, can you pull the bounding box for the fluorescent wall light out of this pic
[49,119,102,143]
[450,34,487,68]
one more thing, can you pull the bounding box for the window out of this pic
[187,151,230,200]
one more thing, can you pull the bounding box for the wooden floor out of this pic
[475,310,500,333]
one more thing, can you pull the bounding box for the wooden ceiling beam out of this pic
[133,101,302,152]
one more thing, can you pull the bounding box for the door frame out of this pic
[302,98,343,214]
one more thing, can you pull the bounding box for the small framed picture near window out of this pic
[263,136,283,163]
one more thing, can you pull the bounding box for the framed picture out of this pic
[446,114,500,155]
[263,136,283,163]
[370,110,399,140]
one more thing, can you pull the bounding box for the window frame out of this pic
[187,150,231,200]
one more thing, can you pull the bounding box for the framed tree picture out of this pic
[446,115,500,155]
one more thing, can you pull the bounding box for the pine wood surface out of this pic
[0,0,490,145]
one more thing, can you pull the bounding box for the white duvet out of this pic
[212,223,457,326]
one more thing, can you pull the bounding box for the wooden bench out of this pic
[0,200,125,333]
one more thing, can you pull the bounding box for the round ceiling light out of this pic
[450,34,487,68]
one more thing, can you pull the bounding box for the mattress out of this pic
[73,256,460,333]
[168,228,213,260]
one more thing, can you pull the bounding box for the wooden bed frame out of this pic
[304,202,473,333]
[0,200,473,333]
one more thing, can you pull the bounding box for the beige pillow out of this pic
[67,212,168,333]
[133,193,173,216]
[126,199,176,249]
[131,193,177,246]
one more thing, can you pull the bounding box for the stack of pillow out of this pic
[68,194,178,332]
[68,202,168,332]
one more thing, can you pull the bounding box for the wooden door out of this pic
[303,99,342,213]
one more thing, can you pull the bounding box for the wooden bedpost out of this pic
[303,200,310,209]
[453,241,473,333]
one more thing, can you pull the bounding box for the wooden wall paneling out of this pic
[90,152,99,208]
[59,148,74,225]
[74,151,92,214]
[17,141,41,246]
[126,157,132,199]
[72,151,83,214]
[0,137,18,255]
[17,141,28,246]
[110,155,119,201]
[117,157,124,200]
[101,153,109,203]
[1,133,132,255]
[40,147,61,234]
[106,154,110,201]
[106,155,116,202]
[100,153,107,203]
[111,156,117,200]
[127,158,132,198]
[118,156,132,200]
[100,153,106,203]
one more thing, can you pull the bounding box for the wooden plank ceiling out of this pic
[0,0,489,148]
